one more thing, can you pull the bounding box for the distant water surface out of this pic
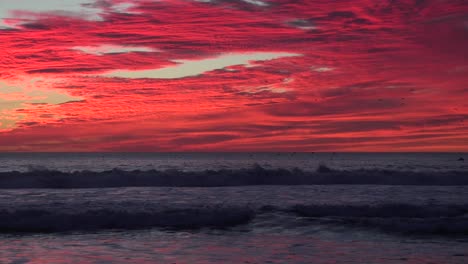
[0,152,466,172]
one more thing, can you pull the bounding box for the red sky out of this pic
[0,0,467,152]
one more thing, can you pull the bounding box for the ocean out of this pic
[0,153,467,263]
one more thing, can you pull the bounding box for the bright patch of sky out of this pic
[0,0,134,28]
[103,52,300,79]
[289,19,318,30]
[72,45,156,55]
[242,0,269,6]
[0,80,82,129]
[113,2,136,14]
[311,66,334,72]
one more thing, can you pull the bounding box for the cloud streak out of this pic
[0,0,467,151]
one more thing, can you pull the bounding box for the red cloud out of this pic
[0,0,467,151]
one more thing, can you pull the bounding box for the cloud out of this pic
[102,52,300,79]
[72,44,156,55]
[242,0,269,7]
[0,0,467,151]
[311,66,334,72]
[0,81,82,129]
[0,0,102,28]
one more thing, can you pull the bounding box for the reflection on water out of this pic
[0,230,467,264]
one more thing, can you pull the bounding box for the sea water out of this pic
[0,153,467,263]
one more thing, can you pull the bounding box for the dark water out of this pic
[0,152,466,172]
[0,153,467,263]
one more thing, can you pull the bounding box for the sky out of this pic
[0,0,467,152]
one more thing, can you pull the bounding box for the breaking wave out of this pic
[0,206,254,233]
[1,203,467,235]
[0,165,467,188]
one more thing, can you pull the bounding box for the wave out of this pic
[1,203,467,235]
[0,165,467,188]
[291,204,468,235]
[0,206,254,233]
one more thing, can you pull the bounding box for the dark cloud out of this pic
[21,23,51,30]
[26,67,107,74]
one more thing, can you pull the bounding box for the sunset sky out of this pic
[0,0,467,152]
